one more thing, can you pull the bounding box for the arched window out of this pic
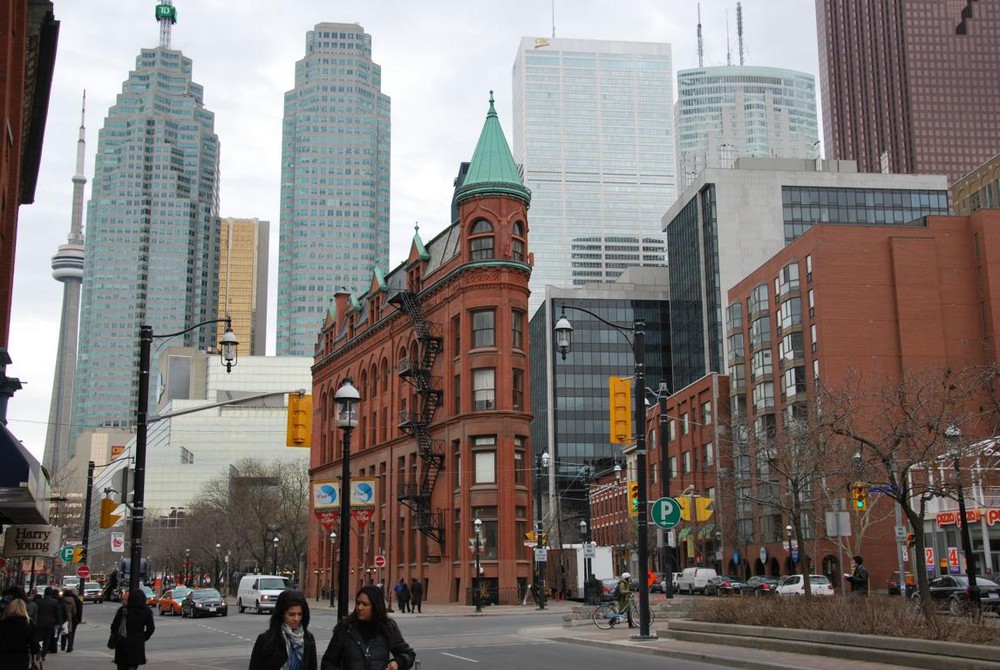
[511,220,526,262]
[469,219,494,260]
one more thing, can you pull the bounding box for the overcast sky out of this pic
[9,0,819,460]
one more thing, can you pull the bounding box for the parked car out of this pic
[705,575,745,596]
[776,574,835,597]
[181,588,228,618]
[82,582,104,603]
[744,576,780,596]
[677,568,718,595]
[237,574,290,614]
[158,587,192,616]
[649,572,668,593]
[599,577,619,601]
[887,571,915,597]
[914,575,1000,615]
[658,572,683,594]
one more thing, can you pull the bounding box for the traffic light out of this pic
[695,496,715,521]
[99,498,122,528]
[851,482,868,511]
[72,547,84,564]
[906,532,916,548]
[608,376,632,444]
[676,496,692,521]
[286,393,313,447]
[628,481,639,516]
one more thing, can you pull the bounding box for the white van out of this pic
[237,574,290,614]
[677,567,717,595]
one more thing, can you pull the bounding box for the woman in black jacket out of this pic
[249,590,317,670]
[0,598,36,670]
[110,589,155,670]
[321,585,415,670]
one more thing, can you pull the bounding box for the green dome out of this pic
[455,91,531,205]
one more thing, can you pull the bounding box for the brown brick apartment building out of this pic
[726,212,1000,589]
[307,95,535,605]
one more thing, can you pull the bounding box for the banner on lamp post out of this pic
[110,532,126,553]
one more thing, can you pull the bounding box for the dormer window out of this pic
[469,219,494,260]
[511,221,525,262]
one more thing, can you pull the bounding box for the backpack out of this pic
[611,583,620,599]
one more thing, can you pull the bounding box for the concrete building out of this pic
[662,158,949,392]
[727,212,1000,590]
[512,37,674,316]
[816,0,1000,185]
[953,153,1000,215]
[276,22,390,356]
[309,95,533,604]
[71,23,221,454]
[675,66,819,189]
[216,217,269,356]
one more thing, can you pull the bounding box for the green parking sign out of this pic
[59,545,75,563]
[651,497,681,530]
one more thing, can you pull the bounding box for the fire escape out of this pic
[389,288,446,548]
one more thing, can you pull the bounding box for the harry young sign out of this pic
[3,525,61,558]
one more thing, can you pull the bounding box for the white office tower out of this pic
[512,37,675,316]
[675,66,819,189]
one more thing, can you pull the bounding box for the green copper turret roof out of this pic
[455,91,531,206]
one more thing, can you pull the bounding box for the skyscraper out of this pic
[216,217,269,356]
[43,94,87,478]
[276,22,390,356]
[816,0,1000,184]
[71,10,220,448]
[512,37,675,317]
[675,66,819,189]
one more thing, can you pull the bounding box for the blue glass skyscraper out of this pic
[276,22,391,356]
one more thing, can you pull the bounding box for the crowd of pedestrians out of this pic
[392,578,423,613]
[0,584,83,668]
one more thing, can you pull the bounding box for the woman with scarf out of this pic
[321,585,415,670]
[249,590,317,670]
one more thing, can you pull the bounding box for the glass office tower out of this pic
[512,37,675,317]
[276,22,390,356]
[72,46,221,448]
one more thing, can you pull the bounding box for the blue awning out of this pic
[0,426,49,524]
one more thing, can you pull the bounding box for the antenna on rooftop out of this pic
[551,0,556,38]
[155,1,177,49]
[697,3,704,68]
[737,2,745,66]
[726,8,732,66]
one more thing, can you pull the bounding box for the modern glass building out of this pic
[675,66,819,189]
[512,37,675,317]
[72,45,220,449]
[276,22,390,356]
[663,158,949,392]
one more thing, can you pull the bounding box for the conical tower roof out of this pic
[455,91,531,205]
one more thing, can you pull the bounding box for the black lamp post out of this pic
[579,519,591,603]
[214,543,221,589]
[329,531,337,609]
[946,423,981,612]
[556,305,654,639]
[534,450,550,610]
[272,535,279,575]
[335,378,360,621]
[785,524,793,575]
[656,382,673,599]
[224,550,231,596]
[130,318,237,593]
[474,517,483,613]
[184,548,191,586]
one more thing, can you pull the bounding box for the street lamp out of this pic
[224,550,230,596]
[272,535,279,575]
[214,543,221,589]
[329,531,337,609]
[534,450,550,610]
[184,548,191,586]
[130,318,237,593]
[555,305,654,639]
[335,377,360,621]
[474,518,483,613]
[785,524,793,575]
[946,423,981,612]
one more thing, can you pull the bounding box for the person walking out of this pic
[398,580,411,614]
[0,598,37,670]
[321,585,415,670]
[249,590,317,670]
[392,579,406,614]
[35,587,63,659]
[110,588,156,670]
[409,578,423,614]
[844,555,869,597]
[60,587,80,652]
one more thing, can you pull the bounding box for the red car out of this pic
[158,587,192,615]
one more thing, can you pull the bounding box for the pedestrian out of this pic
[0,598,37,670]
[393,579,406,613]
[35,587,63,659]
[110,588,156,670]
[60,587,80,652]
[249,590,317,670]
[844,555,869,596]
[409,578,423,613]
[616,573,634,627]
[399,580,411,613]
[321,585,415,670]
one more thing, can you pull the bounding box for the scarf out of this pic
[282,623,305,670]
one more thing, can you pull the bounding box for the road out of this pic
[51,600,730,670]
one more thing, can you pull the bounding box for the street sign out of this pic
[76,565,91,579]
[59,545,75,563]
[759,547,767,563]
[651,497,681,530]
[374,555,386,568]
[534,548,547,562]
[583,542,596,559]
[894,526,907,541]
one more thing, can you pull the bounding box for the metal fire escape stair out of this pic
[389,289,446,548]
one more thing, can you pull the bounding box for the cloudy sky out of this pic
[9,0,819,460]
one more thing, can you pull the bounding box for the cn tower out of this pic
[43,93,87,478]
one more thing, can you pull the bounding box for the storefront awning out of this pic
[697,523,716,540]
[677,527,693,539]
[0,426,49,524]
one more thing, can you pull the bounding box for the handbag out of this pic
[107,607,128,649]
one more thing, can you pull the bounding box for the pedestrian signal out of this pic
[906,532,916,548]
[628,481,639,516]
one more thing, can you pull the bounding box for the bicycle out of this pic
[592,594,655,630]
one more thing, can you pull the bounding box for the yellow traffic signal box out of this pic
[695,496,714,521]
[627,481,639,516]
[99,498,122,528]
[608,376,632,444]
[286,393,313,447]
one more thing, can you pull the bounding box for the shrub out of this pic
[691,595,998,645]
